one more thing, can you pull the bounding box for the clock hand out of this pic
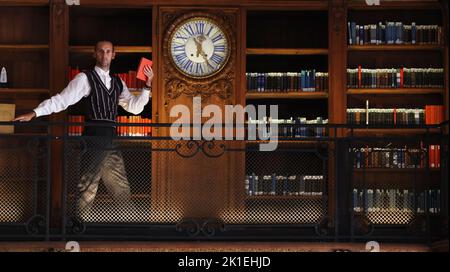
[194,36,207,58]
[194,37,202,58]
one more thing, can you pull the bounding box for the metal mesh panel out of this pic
[241,143,327,224]
[0,136,49,235]
[350,140,437,226]
[64,138,328,227]
[65,137,152,223]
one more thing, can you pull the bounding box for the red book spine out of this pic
[429,145,436,168]
[358,65,362,88]
[393,108,397,125]
[436,145,440,168]
[400,67,404,88]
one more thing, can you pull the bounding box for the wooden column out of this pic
[49,0,69,227]
[442,0,449,124]
[328,0,347,230]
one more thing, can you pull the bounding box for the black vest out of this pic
[82,69,123,122]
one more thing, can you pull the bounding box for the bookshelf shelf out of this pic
[69,45,152,53]
[246,140,327,146]
[347,0,442,10]
[347,45,444,51]
[0,44,49,51]
[0,88,50,95]
[246,48,328,56]
[246,92,328,100]
[347,88,444,95]
[347,128,441,137]
[246,195,323,201]
[0,0,48,6]
[353,168,440,173]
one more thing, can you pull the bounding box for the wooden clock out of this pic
[161,11,236,105]
[168,16,231,79]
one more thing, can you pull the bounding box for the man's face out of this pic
[94,42,115,69]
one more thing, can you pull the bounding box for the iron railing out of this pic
[0,121,447,242]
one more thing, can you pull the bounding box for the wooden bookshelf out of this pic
[347,88,444,95]
[246,195,323,201]
[246,92,328,99]
[0,88,50,95]
[353,168,441,173]
[0,0,447,241]
[348,45,444,51]
[0,0,48,6]
[69,45,152,53]
[347,128,441,137]
[347,0,442,10]
[0,44,49,51]
[247,48,328,55]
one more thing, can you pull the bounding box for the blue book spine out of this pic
[351,22,356,45]
[411,22,416,44]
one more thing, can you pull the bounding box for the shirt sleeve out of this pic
[118,80,151,115]
[33,73,90,118]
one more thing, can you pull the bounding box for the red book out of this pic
[400,67,404,88]
[358,65,362,88]
[429,145,436,168]
[136,57,153,82]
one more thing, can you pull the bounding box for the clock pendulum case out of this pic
[152,9,245,220]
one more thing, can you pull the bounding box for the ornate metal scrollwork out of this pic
[314,216,331,236]
[352,214,374,236]
[176,218,225,237]
[175,218,201,237]
[201,218,225,236]
[66,216,86,235]
[175,140,201,158]
[201,141,226,158]
[175,140,226,158]
[26,215,46,235]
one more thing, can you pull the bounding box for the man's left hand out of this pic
[144,65,154,88]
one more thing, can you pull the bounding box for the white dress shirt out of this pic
[34,66,151,117]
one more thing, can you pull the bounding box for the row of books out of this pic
[67,115,152,136]
[245,174,324,196]
[352,188,440,214]
[347,67,444,89]
[348,22,443,45]
[352,145,440,169]
[347,108,425,125]
[246,72,329,93]
[248,117,329,138]
[116,116,152,137]
[68,67,147,90]
[68,115,84,135]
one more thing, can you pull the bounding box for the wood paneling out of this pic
[153,7,243,219]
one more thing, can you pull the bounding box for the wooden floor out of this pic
[0,241,433,252]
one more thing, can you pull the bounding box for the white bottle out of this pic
[0,67,7,87]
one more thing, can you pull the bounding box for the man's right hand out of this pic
[14,111,36,122]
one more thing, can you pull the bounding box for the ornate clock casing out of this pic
[154,9,243,220]
[162,11,236,107]
[169,16,231,79]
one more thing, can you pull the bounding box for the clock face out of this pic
[169,17,230,79]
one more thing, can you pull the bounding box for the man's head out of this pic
[93,41,115,70]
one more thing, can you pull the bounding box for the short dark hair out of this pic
[94,40,115,52]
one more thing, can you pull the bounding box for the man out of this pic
[15,40,153,221]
